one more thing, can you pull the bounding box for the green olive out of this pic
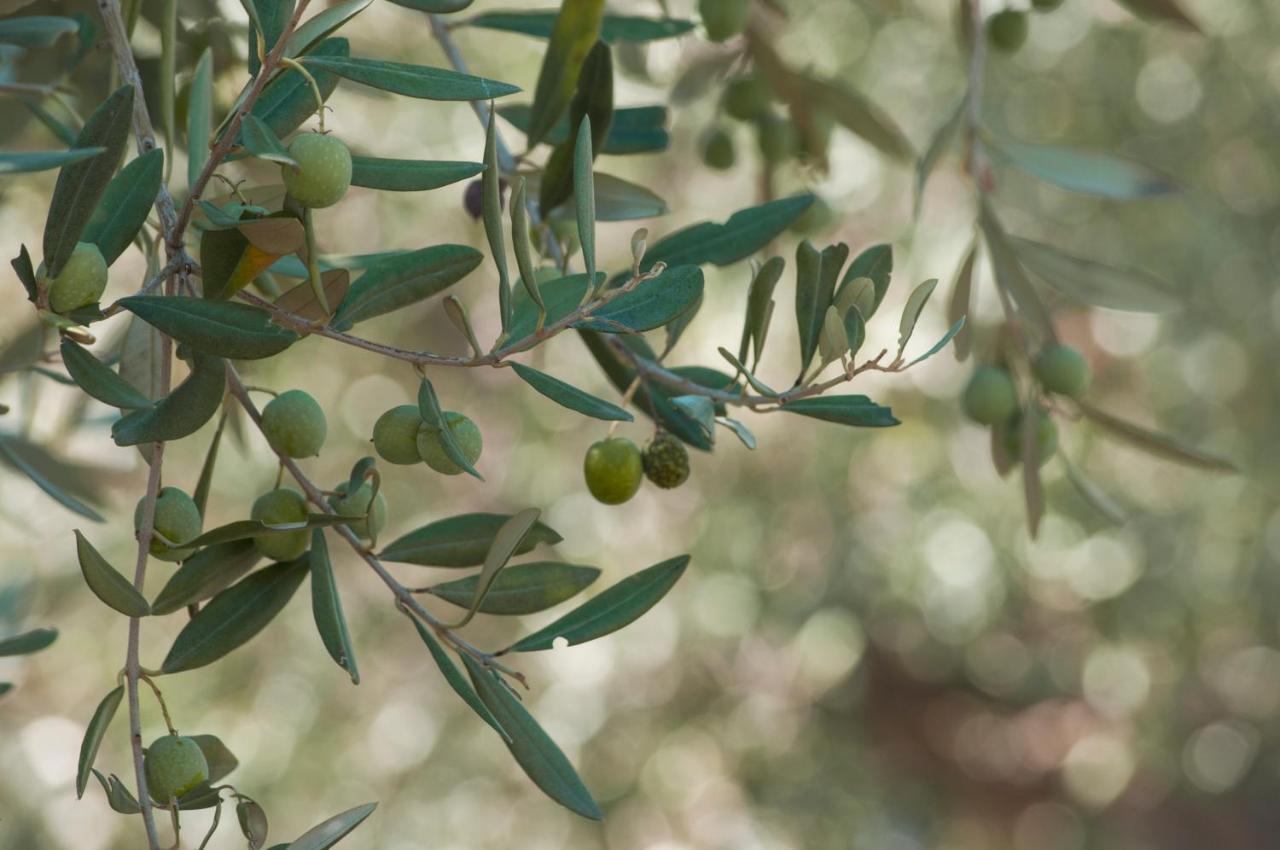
[43,242,108,314]
[261,390,327,458]
[281,133,352,209]
[135,487,203,562]
[584,437,643,505]
[332,480,387,541]
[416,411,483,475]
[1002,408,1059,467]
[700,0,750,42]
[144,735,209,803]
[961,366,1018,425]
[250,488,309,561]
[372,405,425,466]
[1033,344,1092,399]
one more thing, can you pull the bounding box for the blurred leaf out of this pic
[641,194,813,273]
[540,42,612,216]
[417,377,483,480]
[506,555,690,652]
[332,244,483,330]
[119,314,164,403]
[91,770,141,814]
[907,317,965,366]
[524,0,606,148]
[896,278,939,356]
[187,49,213,189]
[0,437,104,521]
[0,321,43,373]
[915,93,966,217]
[510,362,632,421]
[43,85,133,277]
[835,243,892,319]
[406,613,509,740]
[350,156,483,191]
[384,0,472,10]
[1061,454,1128,525]
[794,241,849,375]
[21,98,78,146]
[81,148,163,267]
[977,202,1053,336]
[240,115,296,166]
[428,562,601,615]
[284,0,370,58]
[74,531,149,617]
[1078,401,1237,472]
[577,265,703,333]
[381,513,561,567]
[162,556,309,673]
[803,75,914,161]
[237,798,270,850]
[0,147,103,175]
[310,529,359,684]
[301,55,519,100]
[286,802,377,850]
[0,15,77,46]
[119,297,297,360]
[0,627,57,655]
[151,539,261,615]
[469,11,693,42]
[463,655,603,820]
[76,686,122,798]
[60,339,151,409]
[947,240,976,361]
[534,169,667,221]
[990,137,1179,199]
[500,104,668,154]
[1010,236,1181,313]
[779,395,899,427]
[251,37,348,136]
[1113,0,1200,30]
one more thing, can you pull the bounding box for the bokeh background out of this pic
[3,0,1280,848]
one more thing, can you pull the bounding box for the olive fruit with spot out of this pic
[41,242,108,313]
[642,434,690,489]
[416,411,483,475]
[144,735,208,803]
[135,487,203,562]
[261,390,327,458]
[332,480,387,541]
[281,133,352,209]
[961,366,1018,425]
[251,488,309,561]
[584,437,643,505]
[1033,344,1091,399]
[372,405,425,466]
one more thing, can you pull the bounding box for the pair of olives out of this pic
[371,405,483,475]
[988,0,1066,54]
[583,434,691,505]
[250,479,386,560]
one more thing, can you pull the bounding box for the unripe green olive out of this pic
[988,10,1029,52]
[961,366,1018,425]
[700,0,750,42]
[584,437,643,505]
[251,487,309,562]
[1002,408,1059,466]
[135,487,203,562]
[1031,0,1064,10]
[42,242,108,313]
[756,114,799,164]
[144,735,209,803]
[281,133,352,209]
[642,434,690,489]
[416,411,483,475]
[261,390,327,458]
[1033,344,1092,399]
[722,76,771,121]
[372,405,425,466]
[332,480,387,541]
[701,127,736,170]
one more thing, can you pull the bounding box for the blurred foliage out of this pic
[2,0,1280,849]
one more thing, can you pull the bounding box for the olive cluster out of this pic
[961,343,1092,467]
[583,433,691,506]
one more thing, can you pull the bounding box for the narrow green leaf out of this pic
[740,256,785,367]
[482,108,512,332]
[428,562,600,615]
[92,770,141,814]
[718,347,778,397]
[380,513,561,567]
[350,156,482,191]
[385,0,473,10]
[301,55,519,101]
[1113,0,1200,30]
[463,655,603,820]
[640,194,814,272]
[151,539,261,615]
[947,240,976,361]
[834,243,892,319]
[524,0,606,147]
[309,529,359,684]
[183,515,348,550]
[286,802,377,850]
[1010,237,1180,313]
[283,0,371,58]
[43,85,133,276]
[818,305,850,366]
[188,49,213,190]
[191,734,240,783]
[236,798,270,850]
[977,202,1053,336]
[417,377,483,480]
[119,297,298,360]
[76,686,123,798]
[907,317,966,366]
[469,11,693,42]
[803,75,914,161]
[251,37,347,137]
[509,179,545,319]
[574,115,597,286]
[717,416,757,449]
[896,278,939,356]
[81,148,163,266]
[0,438,104,521]
[505,555,689,652]
[538,40,612,216]
[794,241,849,375]
[405,612,508,740]
[779,395,900,428]
[0,627,57,656]
[160,0,176,161]
[74,530,150,617]
[247,0,294,76]
[576,265,703,333]
[990,137,1179,199]
[533,169,666,221]
[500,103,667,155]
[0,147,103,175]
[332,244,483,329]
[452,508,541,627]
[504,272,599,344]
[60,339,151,409]
[161,557,309,673]
[1061,454,1127,525]
[240,115,296,166]
[10,245,38,302]
[1078,401,1237,472]
[510,362,632,421]
[0,15,78,47]
[915,94,966,218]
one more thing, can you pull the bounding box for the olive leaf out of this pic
[76,686,123,798]
[282,0,370,59]
[151,539,261,615]
[947,240,977,361]
[449,508,542,628]
[639,194,814,274]
[251,37,348,136]
[350,156,483,191]
[60,339,151,409]
[896,278,939,357]
[379,512,562,567]
[0,627,57,656]
[74,530,150,617]
[576,265,703,333]
[405,612,509,740]
[417,378,483,480]
[738,256,785,368]
[794,241,849,376]
[331,244,483,330]
[500,103,668,155]
[524,0,606,147]
[310,529,359,684]
[426,562,600,615]
[300,55,519,101]
[834,243,892,319]
[119,297,298,360]
[285,802,377,850]
[469,11,693,42]
[510,362,631,421]
[481,108,512,332]
[187,49,213,189]
[111,354,227,447]
[778,395,899,428]
[81,147,163,266]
